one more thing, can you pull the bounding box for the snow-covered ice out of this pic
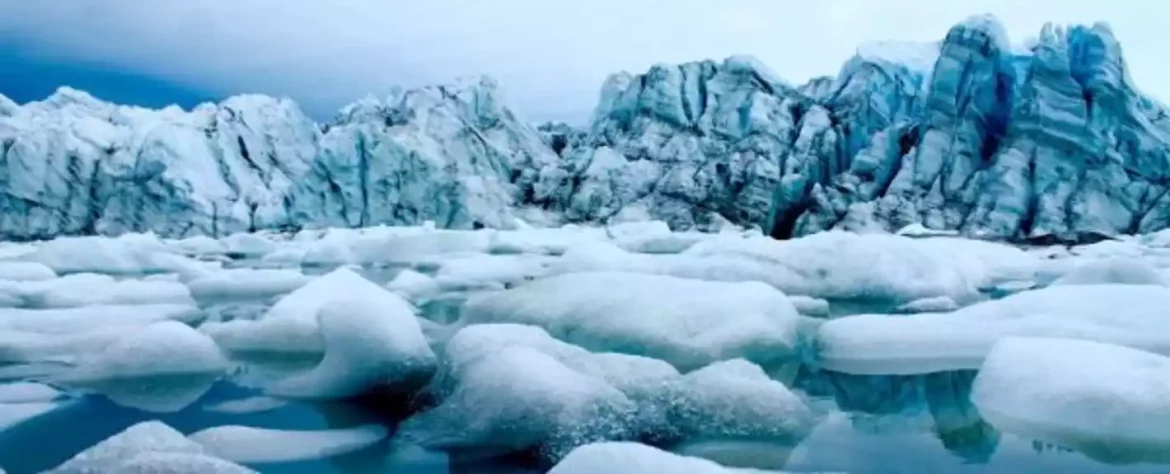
[185,268,312,301]
[0,261,56,281]
[549,441,779,474]
[57,321,227,382]
[972,337,1170,462]
[46,421,210,473]
[201,267,401,354]
[202,396,288,414]
[397,346,636,461]
[188,424,390,463]
[460,271,801,370]
[264,293,436,399]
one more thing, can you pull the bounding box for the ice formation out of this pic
[459,271,801,370]
[45,421,252,474]
[1,17,1167,243]
[818,284,1170,374]
[972,337,1170,462]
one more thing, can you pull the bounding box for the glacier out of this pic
[3,15,1170,243]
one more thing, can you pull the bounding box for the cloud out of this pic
[0,0,1166,122]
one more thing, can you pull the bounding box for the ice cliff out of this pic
[3,15,1170,243]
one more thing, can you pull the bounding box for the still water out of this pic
[0,269,1165,474]
[2,365,1167,474]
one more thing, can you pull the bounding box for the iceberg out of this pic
[0,16,1166,243]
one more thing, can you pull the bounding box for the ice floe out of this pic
[188,424,389,463]
[818,284,1170,374]
[460,271,801,370]
[972,337,1170,463]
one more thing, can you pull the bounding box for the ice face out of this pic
[2,18,1168,243]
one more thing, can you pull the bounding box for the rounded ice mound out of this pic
[460,272,800,370]
[972,337,1170,463]
[818,284,1170,375]
[668,359,814,443]
[384,269,440,301]
[1050,257,1166,286]
[265,294,437,400]
[58,321,227,383]
[397,346,636,462]
[188,424,389,464]
[52,323,227,411]
[45,421,207,473]
[437,323,680,435]
[549,441,751,474]
[201,267,397,354]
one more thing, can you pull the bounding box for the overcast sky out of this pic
[0,0,1165,122]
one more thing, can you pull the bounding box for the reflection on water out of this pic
[3,364,1170,473]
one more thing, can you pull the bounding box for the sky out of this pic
[0,0,1166,123]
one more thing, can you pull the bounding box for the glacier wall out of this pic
[3,15,1170,243]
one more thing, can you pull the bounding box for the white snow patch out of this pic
[45,421,208,473]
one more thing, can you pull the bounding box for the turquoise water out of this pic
[2,366,1168,473]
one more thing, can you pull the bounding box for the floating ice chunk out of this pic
[31,235,185,275]
[220,233,277,258]
[58,321,227,383]
[895,223,959,238]
[550,442,770,474]
[461,272,800,370]
[972,337,1170,462]
[384,269,441,301]
[1050,258,1166,286]
[203,396,288,414]
[19,274,196,308]
[0,304,202,335]
[202,268,392,354]
[188,424,389,463]
[186,268,311,300]
[441,324,680,404]
[790,296,831,317]
[434,254,554,291]
[397,347,636,460]
[46,421,206,473]
[109,452,257,474]
[0,261,56,281]
[0,401,66,432]
[893,296,959,314]
[0,328,136,364]
[0,381,60,403]
[168,235,228,257]
[684,232,985,302]
[670,359,814,442]
[488,226,605,255]
[265,294,436,400]
[818,284,1170,375]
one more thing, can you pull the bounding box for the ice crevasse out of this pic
[1,15,1168,243]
